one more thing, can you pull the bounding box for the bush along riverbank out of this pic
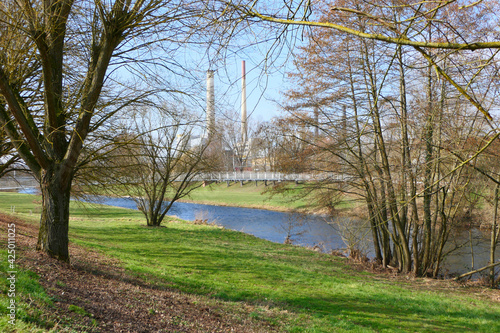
[1,192,500,332]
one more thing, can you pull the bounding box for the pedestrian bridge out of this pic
[193,172,351,183]
[0,172,351,191]
[0,176,37,191]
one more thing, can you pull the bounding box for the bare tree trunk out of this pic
[373,159,392,266]
[422,60,434,274]
[431,75,448,278]
[455,262,500,281]
[491,180,499,286]
[397,46,420,273]
[36,167,73,262]
[433,188,448,278]
[347,51,385,264]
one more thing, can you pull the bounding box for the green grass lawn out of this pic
[184,181,310,210]
[0,248,58,332]
[1,192,500,332]
[92,180,313,211]
[184,182,358,214]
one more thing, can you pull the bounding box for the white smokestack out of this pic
[241,60,247,143]
[206,70,215,137]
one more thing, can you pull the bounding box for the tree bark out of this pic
[36,166,73,262]
[422,59,434,274]
[491,181,499,286]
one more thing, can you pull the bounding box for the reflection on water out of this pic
[442,228,497,275]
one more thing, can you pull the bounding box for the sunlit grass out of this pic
[0,248,57,332]
[184,181,313,210]
[184,182,359,213]
[1,192,499,332]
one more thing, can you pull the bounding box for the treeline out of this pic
[256,3,500,283]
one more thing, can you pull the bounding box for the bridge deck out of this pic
[194,172,350,182]
[0,173,351,191]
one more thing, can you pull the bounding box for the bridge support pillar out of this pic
[255,180,258,187]
[240,180,244,187]
[226,180,230,187]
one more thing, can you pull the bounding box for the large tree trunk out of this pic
[36,167,73,262]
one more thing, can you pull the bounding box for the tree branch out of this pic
[0,65,48,170]
[414,46,493,120]
[243,7,500,50]
[454,261,500,280]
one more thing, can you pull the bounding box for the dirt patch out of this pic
[0,214,279,332]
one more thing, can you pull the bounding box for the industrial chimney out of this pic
[206,70,215,137]
[241,61,247,143]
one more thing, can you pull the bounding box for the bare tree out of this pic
[0,130,21,178]
[119,108,211,227]
[216,108,264,171]
[264,2,500,277]
[0,0,209,261]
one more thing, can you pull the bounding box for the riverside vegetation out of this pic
[1,191,500,332]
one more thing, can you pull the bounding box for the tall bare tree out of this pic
[0,0,206,261]
[270,2,500,276]
[118,108,211,227]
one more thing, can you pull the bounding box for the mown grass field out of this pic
[179,181,355,212]
[86,180,313,211]
[1,192,500,332]
[183,181,304,210]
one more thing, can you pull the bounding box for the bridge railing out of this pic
[0,175,38,190]
[191,172,352,182]
[0,173,352,190]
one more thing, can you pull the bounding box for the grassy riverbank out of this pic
[180,181,356,214]
[85,181,313,211]
[183,181,310,211]
[1,192,500,332]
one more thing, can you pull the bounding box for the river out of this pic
[82,195,346,251]
[81,195,498,277]
[12,187,498,276]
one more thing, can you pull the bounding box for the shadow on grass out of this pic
[70,222,500,332]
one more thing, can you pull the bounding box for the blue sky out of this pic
[210,56,290,122]
[177,26,304,125]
